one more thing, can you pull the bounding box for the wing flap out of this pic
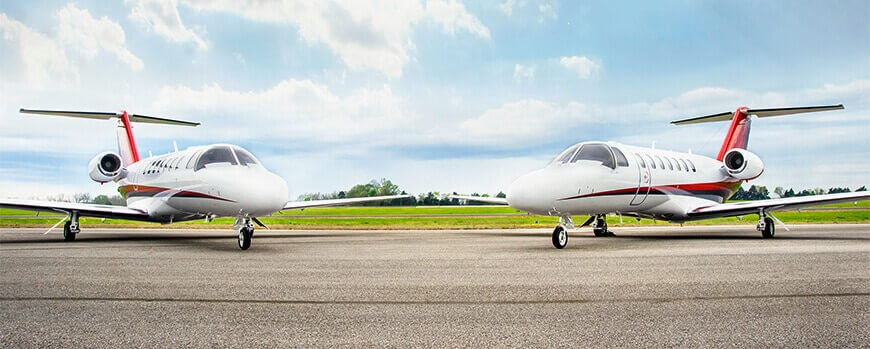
[686,192,869,220]
[0,198,152,221]
[283,194,412,210]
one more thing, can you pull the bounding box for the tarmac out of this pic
[1,224,868,347]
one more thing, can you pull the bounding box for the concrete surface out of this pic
[1,224,868,347]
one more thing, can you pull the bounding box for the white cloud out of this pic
[498,0,518,16]
[151,79,407,142]
[459,99,592,145]
[426,0,490,38]
[175,0,489,78]
[57,4,144,71]
[513,63,535,83]
[129,0,208,50]
[0,12,78,87]
[559,55,600,79]
[538,3,557,22]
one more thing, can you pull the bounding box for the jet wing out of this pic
[449,195,509,205]
[0,198,152,221]
[685,192,870,220]
[282,194,412,210]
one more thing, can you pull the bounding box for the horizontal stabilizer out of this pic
[20,109,199,126]
[671,104,843,125]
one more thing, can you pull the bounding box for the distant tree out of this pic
[73,192,91,203]
[337,191,346,199]
[495,191,506,198]
[93,195,112,205]
[773,187,784,198]
[857,186,867,192]
[783,188,796,198]
[828,187,851,194]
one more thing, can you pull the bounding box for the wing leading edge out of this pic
[0,198,152,221]
[686,192,870,220]
[282,194,413,210]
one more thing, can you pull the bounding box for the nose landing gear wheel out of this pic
[238,227,253,250]
[552,226,567,249]
[63,221,76,241]
[761,217,775,238]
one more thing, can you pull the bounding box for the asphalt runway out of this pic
[1,224,868,347]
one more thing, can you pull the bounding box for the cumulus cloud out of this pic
[0,12,78,86]
[151,79,407,142]
[175,0,489,78]
[499,0,557,22]
[57,4,144,71]
[513,63,535,83]
[129,0,208,50]
[559,55,600,79]
[459,99,592,145]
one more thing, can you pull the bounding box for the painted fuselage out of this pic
[115,144,288,223]
[506,141,742,222]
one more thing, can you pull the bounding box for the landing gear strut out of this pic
[592,214,612,237]
[63,212,80,241]
[551,216,573,249]
[757,209,775,238]
[238,217,254,250]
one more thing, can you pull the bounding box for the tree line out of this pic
[30,180,868,206]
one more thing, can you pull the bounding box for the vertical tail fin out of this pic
[670,104,844,161]
[20,108,199,165]
[716,107,751,161]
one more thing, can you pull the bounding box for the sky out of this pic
[0,0,868,200]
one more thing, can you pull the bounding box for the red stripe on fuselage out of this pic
[558,181,742,202]
[118,184,236,202]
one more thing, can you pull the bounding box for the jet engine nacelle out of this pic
[723,148,764,180]
[88,151,125,183]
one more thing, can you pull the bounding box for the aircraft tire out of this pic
[63,221,76,241]
[238,227,252,250]
[593,217,608,237]
[552,226,567,249]
[761,217,775,238]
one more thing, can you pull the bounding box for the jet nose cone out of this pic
[506,173,532,210]
[506,169,551,215]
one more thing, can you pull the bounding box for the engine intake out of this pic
[723,148,764,180]
[88,151,125,183]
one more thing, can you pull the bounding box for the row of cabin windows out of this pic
[634,153,696,172]
[142,155,186,175]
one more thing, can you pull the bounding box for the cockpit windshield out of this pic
[233,147,260,166]
[195,146,237,170]
[570,143,615,169]
[553,144,580,164]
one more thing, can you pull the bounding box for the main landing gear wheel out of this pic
[761,217,775,238]
[238,227,253,250]
[63,221,76,241]
[552,226,567,249]
[593,216,610,237]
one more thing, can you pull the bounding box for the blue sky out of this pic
[1,0,868,200]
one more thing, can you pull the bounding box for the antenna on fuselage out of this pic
[651,141,656,149]
[173,141,179,152]
[148,151,153,157]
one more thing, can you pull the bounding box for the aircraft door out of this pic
[630,153,651,205]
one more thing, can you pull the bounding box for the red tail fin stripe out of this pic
[120,110,140,164]
[716,107,751,161]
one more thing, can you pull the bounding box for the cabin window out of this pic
[686,159,696,172]
[233,147,260,166]
[663,157,674,170]
[672,158,682,171]
[611,147,629,167]
[571,144,615,169]
[195,146,238,171]
[653,155,665,169]
[645,154,657,169]
[554,145,580,164]
[679,159,689,172]
[634,154,646,168]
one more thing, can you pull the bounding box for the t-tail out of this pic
[19,109,199,165]
[670,104,844,161]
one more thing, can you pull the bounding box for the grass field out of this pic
[1,201,867,229]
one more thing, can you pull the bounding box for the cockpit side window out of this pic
[233,147,260,166]
[195,146,238,171]
[186,151,202,169]
[554,145,580,164]
[571,144,615,169]
[611,147,629,167]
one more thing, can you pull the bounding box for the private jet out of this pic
[452,105,869,248]
[0,109,410,250]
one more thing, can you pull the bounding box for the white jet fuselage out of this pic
[117,144,288,223]
[506,142,741,222]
